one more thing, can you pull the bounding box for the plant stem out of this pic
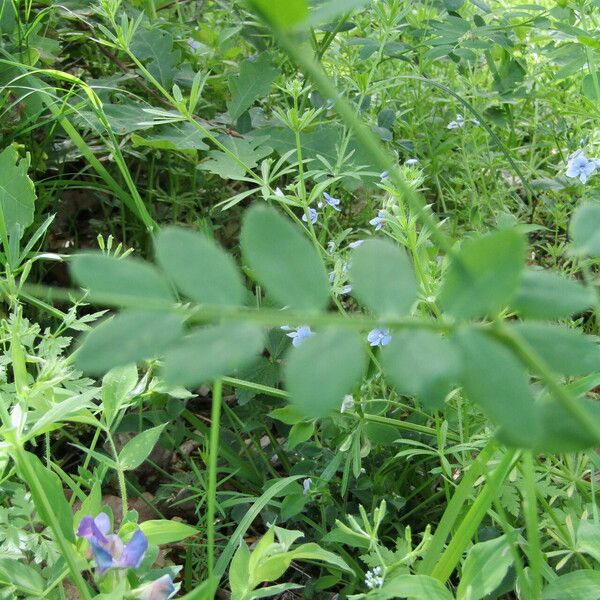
[522,452,543,600]
[207,378,223,577]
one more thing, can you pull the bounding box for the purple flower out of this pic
[566,150,598,184]
[341,284,352,295]
[302,207,318,224]
[379,171,389,180]
[367,328,391,347]
[323,192,341,211]
[369,210,386,231]
[135,575,176,600]
[281,325,314,347]
[447,114,465,130]
[77,513,148,575]
[187,38,201,50]
[303,478,313,495]
[348,240,365,249]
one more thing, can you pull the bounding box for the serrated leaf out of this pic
[155,226,245,307]
[227,54,278,119]
[570,203,600,256]
[440,229,526,319]
[161,323,264,388]
[454,328,540,446]
[0,146,36,237]
[131,122,209,151]
[75,310,185,374]
[241,205,329,311]
[198,137,273,180]
[70,253,174,307]
[512,268,595,319]
[285,329,365,418]
[349,239,417,318]
[131,28,180,87]
[381,330,461,410]
[119,424,166,470]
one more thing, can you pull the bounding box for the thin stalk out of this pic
[522,452,543,600]
[207,379,223,577]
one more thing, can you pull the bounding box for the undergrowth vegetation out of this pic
[4,0,600,598]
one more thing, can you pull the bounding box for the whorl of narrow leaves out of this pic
[241,205,330,311]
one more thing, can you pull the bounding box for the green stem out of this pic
[522,452,543,600]
[207,378,223,577]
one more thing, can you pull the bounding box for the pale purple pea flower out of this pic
[281,325,314,347]
[302,207,318,224]
[369,210,386,231]
[340,395,354,413]
[566,150,599,184]
[348,240,365,249]
[303,478,313,495]
[405,158,419,166]
[379,171,389,180]
[77,513,148,575]
[367,328,391,347]
[187,39,201,50]
[447,114,465,130]
[135,575,177,600]
[323,192,341,211]
[341,284,352,295]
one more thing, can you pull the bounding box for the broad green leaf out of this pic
[349,239,417,318]
[542,570,600,600]
[198,136,273,180]
[577,520,600,563]
[70,253,174,306]
[512,323,600,376]
[155,226,245,307]
[119,424,166,470]
[0,146,35,238]
[307,0,371,26]
[287,421,315,449]
[285,329,365,418]
[139,519,199,545]
[131,122,209,151]
[570,203,600,256]
[286,542,352,572]
[241,205,329,311]
[248,0,308,30]
[248,584,302,599]
[101,364,138,425]
[512,268,595,320]
[131,28,180,87]
[75,310,185,374]
[229,540,252,597]
[0,559,45,595]
[381,330,461,410]
[76,103,161,135]
[457,535,513,600]
[532,398,600,453]
[454,329,540,446]
[440,229,526,319]
[18,452,74,543]
[161,323,264,388]
[381,574,454,600]
[28,390,97,438]
[227,54,279,119]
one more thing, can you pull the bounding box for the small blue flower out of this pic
[365,566,384,589]
[405,158,419,166]
[566,150,598,184]
[379,170,389,180]
[447,114,465,130]
[341,284,352,295]
[187,38,201,50]
[303,478,313,495]
[77,513,148,575]
[134,574,177,600]
[340,395,354,413]
[369,210,386,231]
[367,328,391,347]
[282,325,315,347]
[323,192,341,211]
[302,207,318,224]
[348,240,365,249]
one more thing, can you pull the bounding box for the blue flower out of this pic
[281,325,315,347]
[77,513,148,575]
[187,38,201,50]
[367,328,391,347]
[323,192,341,211]
[348,240,365,249]
[566,150,598,184]
[447,114,465,129]
[369,210,386,231]
[341,284,352,295]
[405,158,419,166]
[303,478,313,495]
[379,171,389,180]
[302,207,318,224]
[134,575,177,600]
